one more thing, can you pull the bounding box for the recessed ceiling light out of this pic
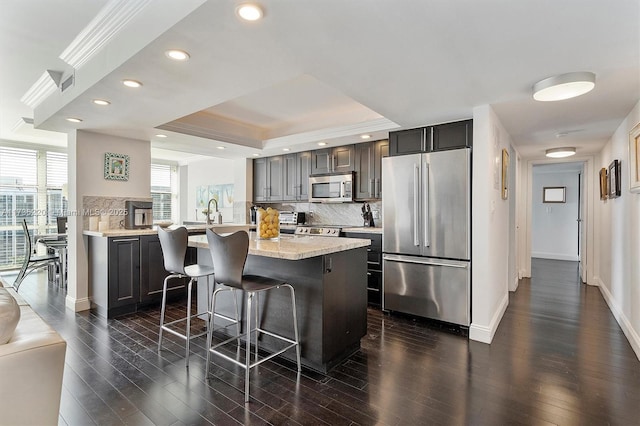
[165,49,190,61]
[236,3,264,21]
[545,147,576,158]
[122,79,142,88]
[533,72,595,102]
[217,146,225,150]
[92,99,110,106]
[155,134,167,138]
[361,134,371,139]
[252,153,260,157]
[318,142,327,146]
[66,117,82,123]
[283,148,290,152]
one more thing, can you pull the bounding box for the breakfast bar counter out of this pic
[189,232,371,373]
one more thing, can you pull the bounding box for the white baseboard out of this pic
[597,278,640,361]
[531,252,579,261]
[469,293,509,344]
[65,295,91,312]
[509,275,519,292]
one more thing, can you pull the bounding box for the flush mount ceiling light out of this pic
[92,99,110,106]
[66,117,82,123]
[533,72,595,102]
[122,79,142,88]
[236,3,264,21]
[165,49,190,61]
[545,147,576,158]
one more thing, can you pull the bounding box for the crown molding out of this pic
[20,72,57,109]
[59,0,153,68]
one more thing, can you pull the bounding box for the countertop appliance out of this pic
[309,173,353,203]
[124,200,153,229]
[279,211,306,225]
[382,148,471,327]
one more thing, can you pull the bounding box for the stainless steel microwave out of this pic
[309,173,353,203]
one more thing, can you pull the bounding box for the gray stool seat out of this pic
[157,226,239,368]
[204,229,301,403]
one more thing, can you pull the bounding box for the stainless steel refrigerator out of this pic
[382,148,471,326]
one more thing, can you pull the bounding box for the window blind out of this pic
[151,164,173,221]
[46,152,67,188]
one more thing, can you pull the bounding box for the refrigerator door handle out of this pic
[383,254,469,269]
[423,162,430,248]
[413,164,420,246]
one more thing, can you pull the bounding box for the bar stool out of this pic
[157,226,239,368]
[204,229,301,403]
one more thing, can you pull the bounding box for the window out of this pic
[151,163,173,221]
[0,147,67,270]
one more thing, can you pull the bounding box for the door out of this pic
[578,169,586,282]
[382,153,422,256]
[422,149,471,260]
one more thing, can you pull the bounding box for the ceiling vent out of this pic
[60,74,74,92]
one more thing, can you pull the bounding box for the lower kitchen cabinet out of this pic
[89,233,199,318]
[344,231,382,307]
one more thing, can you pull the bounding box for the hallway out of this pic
[3,258,640,425]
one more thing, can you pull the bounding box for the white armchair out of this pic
[0,279,66,425]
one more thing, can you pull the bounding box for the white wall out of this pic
[67,131,150,312]
[531,167,580,261]
[470,105,513,343]
[596,99,640,360]
[186,158,243,222]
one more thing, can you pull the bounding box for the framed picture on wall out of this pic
[608,159,621,199]
[104,152,129,181]
[630,122,640,193]
[543,186,566,203]
[501,148,509,200]
[599,167,608,200]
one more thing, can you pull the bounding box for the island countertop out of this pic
[188,233,371,260]
[83,223,252,238]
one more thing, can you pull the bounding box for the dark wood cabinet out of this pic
[253,156,283,202]
[355,139,389,200]
[107,237,140,314]
[343,232,382,307]
[432,119,472,151]
[139,235,186,304]
[283,151,311,201]
[389,127,427,156]
[389,119,472,156]
[311,145,355,174]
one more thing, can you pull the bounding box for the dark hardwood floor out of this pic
[3,258,640,425]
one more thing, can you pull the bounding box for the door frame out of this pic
[518,155,595,284]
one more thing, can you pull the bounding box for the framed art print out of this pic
[608,159,621,199]
[104,152,130,181]
[630,122,640,193]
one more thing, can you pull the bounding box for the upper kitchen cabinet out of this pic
[389,127,427,156]
[355,139,389,200]
[389,119,472,156]
[311,145,355,174]
[253,156,284,202]
[431,119,473,151]
[283,151,311,201]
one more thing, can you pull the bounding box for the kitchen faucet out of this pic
[206,198,222,224]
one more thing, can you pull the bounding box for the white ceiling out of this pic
[1,0,639,163]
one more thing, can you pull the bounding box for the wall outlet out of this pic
[371,210,379,219]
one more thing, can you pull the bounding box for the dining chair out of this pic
[204,229,301,403]
[13,219,59,291]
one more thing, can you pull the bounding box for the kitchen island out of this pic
[189,232,371,373]
[85,224,252,318]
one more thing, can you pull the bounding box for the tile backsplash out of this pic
[83,196,152,230]
[262,201,382,227]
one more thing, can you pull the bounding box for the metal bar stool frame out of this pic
[157,226,240,367]
[204,229,301,403]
